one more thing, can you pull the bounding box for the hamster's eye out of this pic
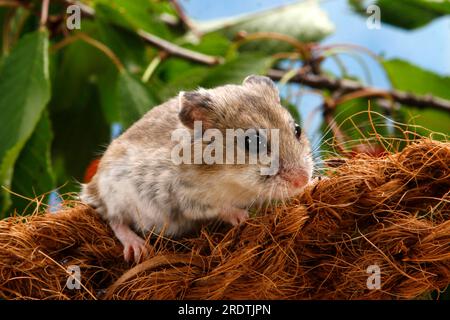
[294,123,302,139]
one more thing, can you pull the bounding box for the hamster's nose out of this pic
[281,169,309,189]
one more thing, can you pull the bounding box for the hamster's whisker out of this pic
[310,105,378,152]
[263,184,276,215]
[278,185,288,210]
[284,186,291,208]
[247,189,262,211]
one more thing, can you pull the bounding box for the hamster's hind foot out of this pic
[110,221,149,263]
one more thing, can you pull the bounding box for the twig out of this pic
[0,0,21,8]
[169,0,201,37]
[267,69,450,113]
[40,0,50,28]
[63,0,221,65]
[76,32,125,71]
[2,8,15,55]
[137,29,222,65]
[233,31,309,60]
[50,32,125,72]
[142,51,167,83]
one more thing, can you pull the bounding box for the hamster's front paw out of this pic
[219,208,249,226]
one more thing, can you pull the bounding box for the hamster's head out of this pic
[177,75,313,204]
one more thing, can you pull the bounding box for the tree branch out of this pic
[267,69,450,113]
[136,30,222,65]
[64,0,222,65]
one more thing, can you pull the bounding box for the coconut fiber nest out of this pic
[0,139,449,300]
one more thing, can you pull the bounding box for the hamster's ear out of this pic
[178,90,215,130]
[243,75,280,102]
[243,75,276,88]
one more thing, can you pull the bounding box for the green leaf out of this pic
[0,30,50,215]
[117,71,158,128]
[96,19,147,72]
[200,53,273,88]
[48,21,116,191]
[195,1,334,53]
[10,110,55,215]
[155,63,210,100]
[338,100,389,137]
[382,59,450,136]
[282,99,301,124]
[98,66,120,123]
[50,21,111,112]
[50,80,110,190]
[95,0,173,39]
[182,32,232,57]
[317,92,409,159]
[95,19,151,124]
[375,0,450,29]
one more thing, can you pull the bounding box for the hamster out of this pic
[80,75,313,263]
